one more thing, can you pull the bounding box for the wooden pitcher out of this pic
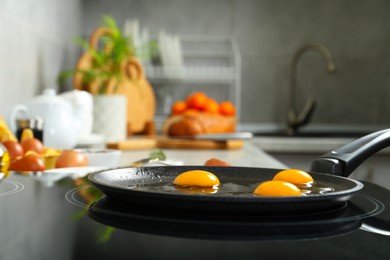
[73,27,156,135]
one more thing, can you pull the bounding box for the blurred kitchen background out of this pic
[1,0,390,130]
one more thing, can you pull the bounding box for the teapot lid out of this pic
[31,88,69,106]
[42,88,56,96]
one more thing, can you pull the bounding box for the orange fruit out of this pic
[219,101,235,116]
[186,92,208,110]
[171,101,187,115]
[203,98,219,114]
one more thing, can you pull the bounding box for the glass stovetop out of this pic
[1,170,390,260]
[62,180,386,240]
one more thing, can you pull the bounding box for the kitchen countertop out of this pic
[250,136,355,154]
[242,123,390,154]
[1,142,390,259]
[251,136,390,155]
[117,141,287,168]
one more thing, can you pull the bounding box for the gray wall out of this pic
[0,1,82,258]
[81,0,390,126]
[1,0,389,127]
[0,0,82,121]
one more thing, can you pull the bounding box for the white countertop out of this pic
[30,142,286,188]
[250,137,355,154]
[118,142,287,169]
[250,136,390,155]
[240,123,390,154]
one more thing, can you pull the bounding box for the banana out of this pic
[0,115,17,142]
[20,128,34,141]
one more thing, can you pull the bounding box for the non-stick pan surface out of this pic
[88,165,363,214]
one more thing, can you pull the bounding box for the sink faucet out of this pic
[287,43,336,136]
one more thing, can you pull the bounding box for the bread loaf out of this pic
[163,113,236,136]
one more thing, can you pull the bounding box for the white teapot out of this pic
[9,88,82,149]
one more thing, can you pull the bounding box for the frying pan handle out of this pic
[310,129,390,177]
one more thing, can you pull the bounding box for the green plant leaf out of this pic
[97,225,116,243]
[149,149,167,160]
[58,14,158,93]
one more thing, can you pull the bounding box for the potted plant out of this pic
[59,15,158,140]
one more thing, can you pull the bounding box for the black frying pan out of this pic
[89,129,390,214]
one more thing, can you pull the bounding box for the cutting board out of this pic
[106,137,244,150]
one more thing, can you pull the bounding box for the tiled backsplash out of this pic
[1,0,390,128]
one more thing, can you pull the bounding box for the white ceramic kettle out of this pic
[9,88,82,149]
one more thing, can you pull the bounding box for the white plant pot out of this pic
[92,95,127,142]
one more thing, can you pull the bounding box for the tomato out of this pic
[203,98,219,114]
[55,150,88,168]
[186,92,208,110]
[20,138,44,154]
[219,101,236,116]
[9,153,45,172]
[171,101,187,115]
[2,140,24,159]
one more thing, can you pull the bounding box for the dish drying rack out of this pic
[142,35,241,126]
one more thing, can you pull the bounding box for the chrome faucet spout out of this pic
[287,43,336,136]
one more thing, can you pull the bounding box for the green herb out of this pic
[149,148,166,160]
[58,15,158,94]
[97,226,116,243]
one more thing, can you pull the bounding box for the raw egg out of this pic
[272,169,314,186]
[173,170,220,188]
[55,150,88,168]
[253,180,301,196]
[20,138,44,155]
[203,158,231,166]
[2,140,24,159]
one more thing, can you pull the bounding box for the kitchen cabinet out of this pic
[143,35,241,126]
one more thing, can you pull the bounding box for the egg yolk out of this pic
[173,170,220,187]
[253,180,301,196]
[272,169,314,185]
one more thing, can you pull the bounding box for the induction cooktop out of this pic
[0,179,24,198]
[65,181,390,241]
